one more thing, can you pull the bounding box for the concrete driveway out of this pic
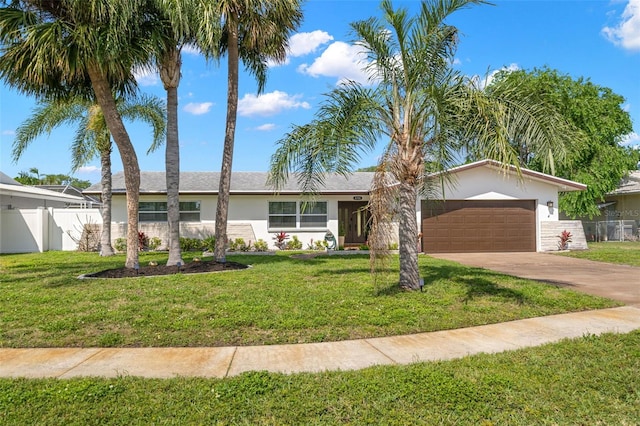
[429,252,640,306]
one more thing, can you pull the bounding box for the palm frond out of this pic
[268,83,382,193]
[118,94,167,153]
[12,99,87,161]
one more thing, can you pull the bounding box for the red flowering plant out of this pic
[272,231,289,250]
[138,231,149,251]
[557,230,572,250]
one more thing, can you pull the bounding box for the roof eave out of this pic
[436,159,587,192]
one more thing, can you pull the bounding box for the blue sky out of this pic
[1,0,639,184]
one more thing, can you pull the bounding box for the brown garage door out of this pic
[421,200,536,253]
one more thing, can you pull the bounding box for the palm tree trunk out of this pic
[397,180,421,290]
[87,64,140,269]
[99,147,115,256]
[214,16,240,263]
[161,48,183,266]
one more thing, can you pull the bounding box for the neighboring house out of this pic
[35,184,101,208]
[84,160,588,253]
[1,171,99,253]
[0,172,87,209]
[579,170,640,241]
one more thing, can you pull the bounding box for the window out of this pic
[268,201,327,229]
[178,201,201,221]
[300,202,327,228]
[139,201,201,222]
[139,202,168,222]
[268,201,296,228]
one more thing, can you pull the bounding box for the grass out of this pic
[1,331,639,424]
[556,241,640,266]
[0,250,618,348]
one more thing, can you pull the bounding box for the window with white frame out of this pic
[139,201,201,222]
[300,202,327,228]
[268,201,327,229]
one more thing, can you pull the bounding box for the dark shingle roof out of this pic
[84,171,375,195]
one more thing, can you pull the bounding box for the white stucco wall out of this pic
[111,193,371,250]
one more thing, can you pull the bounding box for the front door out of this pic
[338,201,370,245]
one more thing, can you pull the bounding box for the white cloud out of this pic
[470,63,520,90]
[269,30,334,67]
[298,41,371,85]
[133,67,159,86]
[620,131,640,146]
[77,165,100,174]
[256,123,276,131]
[289,30,334,57]
[183,102,214,115]
[2,129,15,136]
[181,43,201,56]
[238,90,310,117]
[602,0,640,51]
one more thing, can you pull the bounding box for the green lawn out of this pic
[0,250,618,348]
[1,250,637,424]
[2,331,639,424]
[556,241,640,266]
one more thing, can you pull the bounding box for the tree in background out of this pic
[0,0,155,268]
[12,95,166,256]
[488,67,638,218]
[269,0,577,291]
[14,168,92,188]
[212,0,303,262]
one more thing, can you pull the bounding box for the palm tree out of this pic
[0,0,154,268]
[12,94,166,256]
[147,0,190,266]
[212,0,303,262]
[269,0,576,290]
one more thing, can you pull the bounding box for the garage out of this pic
[421,199,536,253]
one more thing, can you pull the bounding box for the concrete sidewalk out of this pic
[1,306,639,379]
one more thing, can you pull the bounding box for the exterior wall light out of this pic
[547,200,554,214]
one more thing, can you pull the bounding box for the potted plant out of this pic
[338,222,345,248]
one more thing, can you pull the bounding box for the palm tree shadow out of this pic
[457,276,526,304]
[421,262,529,304]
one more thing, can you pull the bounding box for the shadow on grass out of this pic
[421,261,529,304]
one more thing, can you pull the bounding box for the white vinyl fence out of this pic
[0,207,102,253]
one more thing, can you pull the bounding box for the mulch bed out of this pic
[82,259,248,279]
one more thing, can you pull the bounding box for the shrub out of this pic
[314,239,328,250]
[272,232,289,250]
[67,217,100,252]
[138,231,149,251]
[229,238,251,252]
[285,235,303,250]
[114,237,127,253]
[306,239,328,251]
[253,239,269,252]
[388,242,399,250]
[201,235,216,252]
[148,237,162,251]
[180,237,204,252]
